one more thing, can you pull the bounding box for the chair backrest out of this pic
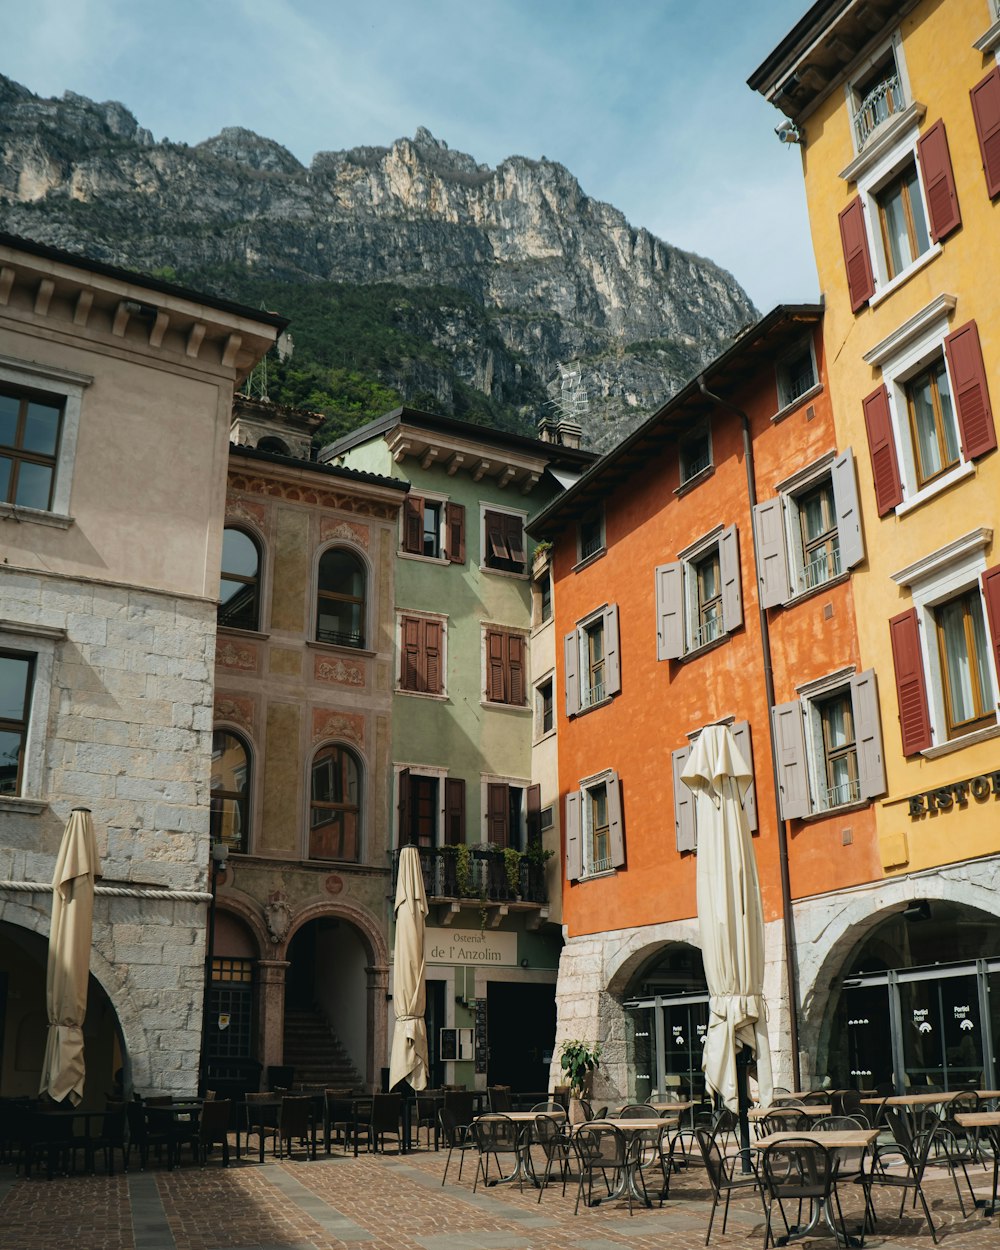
[576,1122,627,1168]
[763,1139,836,1201]
[472,1113,519,1155]
[592,1105,609,1120]
[443,1090,474,1126]
[799,1090,830,1105]
[438,1106,463,1147]
[832,1088,863,1118]
[199,1098,232,1141]
[487,1086,512,1112]
[279,1096,311,1136]
[529,1101,566,1116]
[370,1092,402,1133]
[713,1107,738,1134]
[945,1090,978,1122]
[811,1115,865,1131]
[533,1113,566,1157]
[762,1108,809,1133]
[618,1103,660,1118]
[695,1125,726,1194]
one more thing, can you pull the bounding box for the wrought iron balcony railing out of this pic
[391,844,549,905]
[853,73,904,151]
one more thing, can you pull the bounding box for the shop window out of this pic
[218,527,261,631]
[316,548,366,648]
[309,743,361,861]
[210,729,251,854]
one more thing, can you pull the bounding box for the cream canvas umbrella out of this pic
[683,724,773,1125]
[39,806,101,1106]
[389,844,429,1091]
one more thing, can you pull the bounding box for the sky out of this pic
[3,0,820,315]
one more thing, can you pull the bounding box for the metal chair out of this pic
[324,1089,365,1154]
[368,1093,403,1154]
[761,1137,848,1250]
[533,1113,574,1201]
[695,1124,764,1245]
[529,1100,566,1116]
[487,1086,512,1112]
[92,1101,129,1175]
[574,1122,646,1216]
[245,1092,281,1163]
[196,1098,232,1166]
[438,1107,475,1185]
[863,1110,943,1243]
[471,1113,523,1191]
[277,1096,314,1160]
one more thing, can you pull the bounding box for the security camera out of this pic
[775,120,804,145]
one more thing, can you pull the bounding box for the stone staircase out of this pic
[282,1006,364,1089]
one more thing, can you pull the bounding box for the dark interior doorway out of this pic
[487,981,555,1092]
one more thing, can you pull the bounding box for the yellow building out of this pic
[751,0,1000,1091]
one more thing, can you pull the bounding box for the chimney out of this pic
[536,414,557,444]
[556,417,582,450]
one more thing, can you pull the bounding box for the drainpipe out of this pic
[697,376,802,1091]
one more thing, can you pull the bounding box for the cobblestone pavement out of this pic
[1,1140,998,1250]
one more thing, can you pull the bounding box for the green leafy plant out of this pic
[524,842,555,867]
[502,847,523,895]
[560,1039,602,1097]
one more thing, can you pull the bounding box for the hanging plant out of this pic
[452,842,474,897]
[502,847,523,895]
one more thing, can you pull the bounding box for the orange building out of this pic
[529,306,885,1099]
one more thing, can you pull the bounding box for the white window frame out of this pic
[679,526,733,653]
[0,620,63,811]
[579,769,615,879]
[777,451,849,599]
[399,489,450,564]
[533,670,555,742]
[576,506,606,566]
[844,32,912,159]
[775,336,821,415]
[677,424,713,490]
[480,504,528,578]
[395,609,448,700]
[0,355,91,527]
[393,762,448,849]
[480,621,528,708]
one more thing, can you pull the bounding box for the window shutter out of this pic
[401,616,422,690]
[838,195,875,313]
[719,525,743,633]
[671,744,696,852]
[397,768,411,844]
[971,66,1000,199]
[506,515,526,567]
[486,511,505,560]
[850,669,886,801]
[403,496,423,554]
[507,633,525,706]
[862,384,904,516]
[607,772,625,868]
[444,776,465,846]
[731,720,758,833]
[916,119,961,243]
[526,783,541,844]
[487,783,509,847]
[565,791,583,881]
[564,630,581,716]
[770,701,810,820]
[888,609,933,755]
[445,501,465,564]
[655,562,684,659]
[980,565,1000,697]
[831,447,865,571]
[485,629,506,702]
[424,619,443,694]
[752,498,791,608]
[944,320,996,461]
[604,604,621,696]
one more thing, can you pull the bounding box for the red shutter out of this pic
[423,620,442,694]
[507,633,525,706]
[862,384,904,515]
[403,496,423,553]
[971,66,1000,199]
[838,196,875,313]
[444,776,465,846]
[982,566,1000,690]
[944,320,997,460]
[889,609,933,755]
[445,501,465,564]
[485,629,506,702]
[487,783,509,847]
[916,119,961,243]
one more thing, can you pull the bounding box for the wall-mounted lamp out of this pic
[210,841,229,870]
[775,119,805,146]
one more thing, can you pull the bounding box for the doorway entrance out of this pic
[624,942,710,1103]
[487,981,555,1092]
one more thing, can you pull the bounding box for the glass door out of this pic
[662,999,709,1103]
[840,977,893,1090]
[898,969,984,1092]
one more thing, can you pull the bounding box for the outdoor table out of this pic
[145,1101,203,1170]
[572,1116,678,1206]
[955,1111,1000,1215]
[861,1091,952,1135]
[324,1095,373,1157]
[749,1104,833,1121]
[645,1099,695,1124]
[472,1112,540,1186]
[238,1096,319,1161]
[23,1107,118,1178]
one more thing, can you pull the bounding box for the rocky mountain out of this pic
[0,74,758,450]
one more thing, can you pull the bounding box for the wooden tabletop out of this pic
[754,1129,878,1149]
[955,1111,1000,1127]
[749,1104,832,1120]
[578,1117,677,1133]
[644,1100,695,1113]
[860,1092,949,1107]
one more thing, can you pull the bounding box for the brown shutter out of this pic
[507,633,525,706]
[526,783,541,844]
[565,791,582,881]
[485,511,505,560]
[445,501,465,564]
[889,609,932,755]
[971,66,1000,199]
[944,320,997,460]
[444,776,465,846]
[487,783,509,847]
[401,616,421,690]
[397,768,412,844]
[607,772,625,868]
[981,565,1000,690]
[424,619,443,694]
[403,495,423,553]
[838,195,875,313]
[916,119,961,243]
[862,384,904,515]
[506,515,526,567]
[485,628,506,702]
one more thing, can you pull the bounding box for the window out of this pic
[565,769,624,880]
[672,721,758,852]
[577,509,605,562]
[0,651,34,796]
[655,526,742,659]
[851,47,905,153]
[484,628,525,705]
[532,567,552,626]
[564,604,620,715]
[210,730,250,854]
[862,310,995,516]
[679,427,712,486]
[776,340,818,411]
[535,677,554,737]
[309,744,361,860]
[316,548,366,648]
[0,386,63,511]
[483,508,526,574]
[876,161,930,280]
[218,528,261,631]
[539,805,554,832]
[402,495,465,563]
[397,768,464,847]
[753,450,864,607]
[772,670,886,819]
[889,535,1000,755]
[399,614,445,695]
[485,781,526,849]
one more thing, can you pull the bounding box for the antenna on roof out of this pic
[547,361,589,424]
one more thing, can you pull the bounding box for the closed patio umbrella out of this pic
[39,807,101,1106]
[683,724,773,1128]
[389,844,429,1092]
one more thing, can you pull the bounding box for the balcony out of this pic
[854,73,904,151]
[391,844,550,927]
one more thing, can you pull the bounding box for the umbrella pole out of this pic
[736,1045,753,1174]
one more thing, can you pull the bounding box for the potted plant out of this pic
[560,1038,602,1122]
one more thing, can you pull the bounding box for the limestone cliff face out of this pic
[0,77,757,448]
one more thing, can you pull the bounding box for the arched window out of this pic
[316,548,366,649]
[210,730,251,854]
[219,527,261,631]
[310,744,361,861]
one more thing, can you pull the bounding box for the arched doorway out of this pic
[622,942,708,1103]
[205,910,261,1093]
[0,920,123,1105]
[819,900,1000,1093]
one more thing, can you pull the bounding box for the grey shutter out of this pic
[753,498,791,608]
[831,447,864,572]
[607,771,625,868]
[564,630,581,717]
[851,668,886,800]
[672,744,696,852]
[770,700,811,820]
[720,525,743,633]
[730,720,758,833]
[565,790,583,881]
[604,603,621,696]
[655,562,684,659]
